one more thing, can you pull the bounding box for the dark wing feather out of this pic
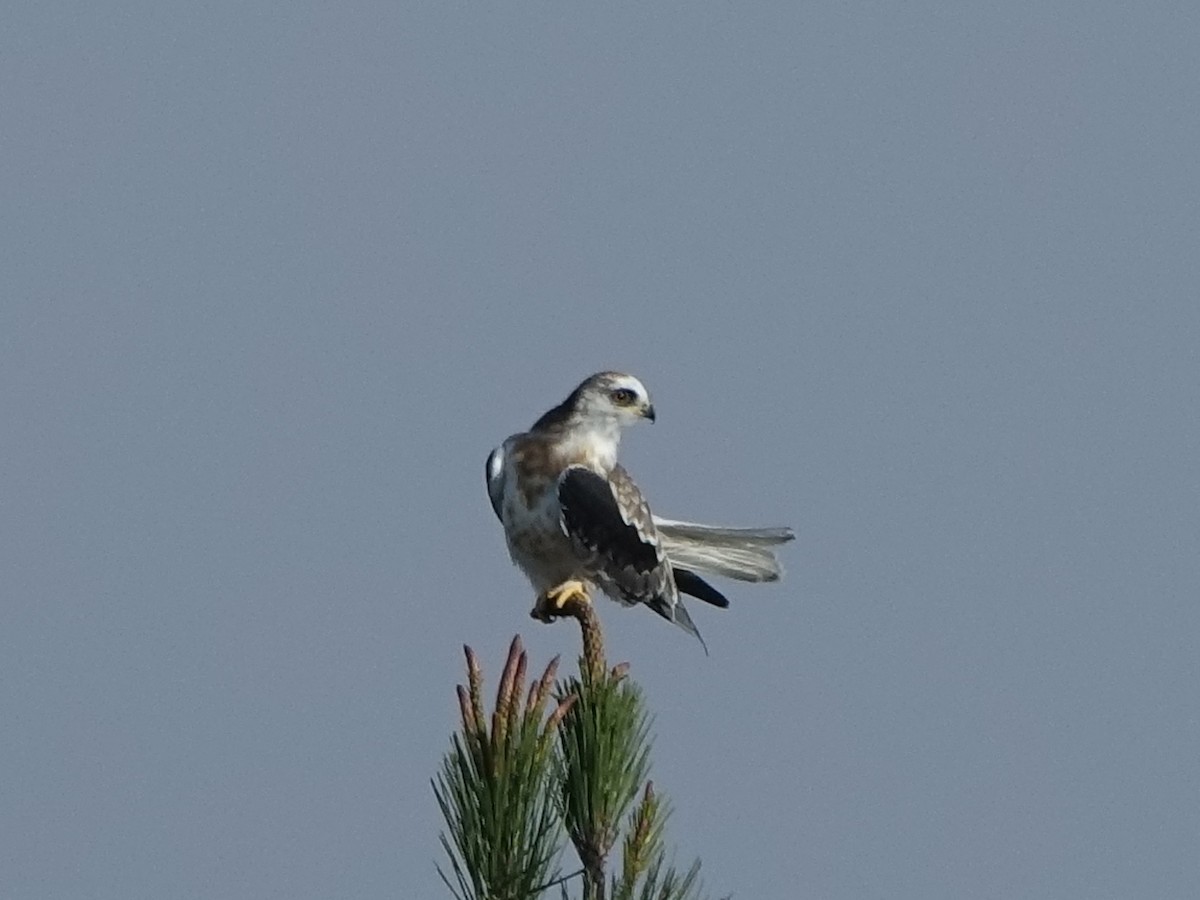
[557,464,708,650]
[557,465,667,603]
[673,568,729,608]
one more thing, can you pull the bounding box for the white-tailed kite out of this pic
[486,371,793,649]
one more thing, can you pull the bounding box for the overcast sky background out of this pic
[3,3,1198,898]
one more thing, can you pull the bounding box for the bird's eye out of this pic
[610,388,636,406]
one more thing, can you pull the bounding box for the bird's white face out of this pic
[574,372,656,428]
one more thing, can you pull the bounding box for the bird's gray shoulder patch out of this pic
[485,443,506,520]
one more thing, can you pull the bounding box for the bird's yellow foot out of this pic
[531,580,590,622]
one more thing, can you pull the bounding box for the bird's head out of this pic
[569,371,656,427]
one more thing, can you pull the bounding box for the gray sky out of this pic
[3,3,1198,898]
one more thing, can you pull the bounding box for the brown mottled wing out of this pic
[557,464,707,648]
[556,464,672,607]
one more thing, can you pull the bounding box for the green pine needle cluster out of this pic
[613,783,703,900]
[433,600,717,900]
[558,670,705,900]
[434,637,576,900]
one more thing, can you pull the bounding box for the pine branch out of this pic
[434,597,723,899]
[433,637,575,900]
[548,600,650,900]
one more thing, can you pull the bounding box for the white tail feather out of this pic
[652,517,794,582]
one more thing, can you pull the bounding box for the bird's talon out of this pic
[533,580,590,621]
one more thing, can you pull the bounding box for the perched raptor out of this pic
[485,371,793,650]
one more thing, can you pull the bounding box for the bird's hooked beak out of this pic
[642,402,656,423]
